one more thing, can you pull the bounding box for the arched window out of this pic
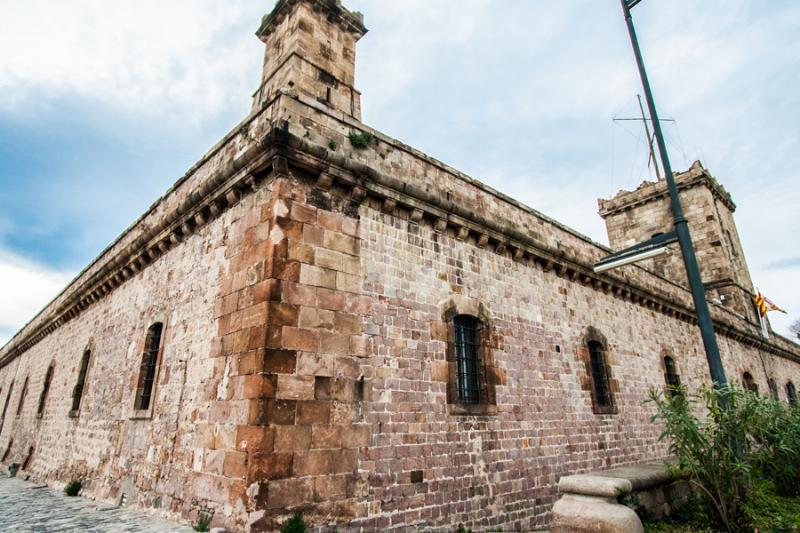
[767,378,779,400]
[742,372,758,393]
[36,365,55,417]
[16,377,28,417]
[588,341,615,414]
[787,382,797,405]
[663,356,682,397]
[453,315,483,404]
[71,349,92,414]
[134,323,164,411]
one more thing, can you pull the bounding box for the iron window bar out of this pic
[454,315,483,404]
[135,324,163,411]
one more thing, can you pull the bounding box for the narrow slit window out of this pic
[787,381,797,405]
[0,383,13,435]
[453,315,482,404]
[16,377,28,417]
[22,446,33,470]
[0,383,11,419]
[663,356,681,397]
[1,439,12,462]
[134,323,164,411]
[71,349,92,413]
[36,365,54,417]
[588,341,614,413]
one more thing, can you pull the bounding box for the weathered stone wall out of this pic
[0,182,271,527]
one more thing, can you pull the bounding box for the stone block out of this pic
[277,375,315,401]
[281,327,319,352]
[299,264,337,289]
[296,400,331,426]
[266,478,313,509]
[274,426,312,452]
[249,452,294,481]
[552,494,643,533]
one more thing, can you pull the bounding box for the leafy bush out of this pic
[281,513,307,533]
[348,131,373,149]
[63,478,81,497]
[747,398,800,497]
[193,512,211,532]
[649,384,800,532]
[741,479,800,531]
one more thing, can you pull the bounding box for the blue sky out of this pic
[1,0,798,344]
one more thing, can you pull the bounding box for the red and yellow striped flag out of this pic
[754,291,787,318]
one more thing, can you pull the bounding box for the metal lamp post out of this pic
[615,0,728,387]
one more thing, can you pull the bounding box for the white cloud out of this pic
[0,0,265,121]
[0,250,75,348]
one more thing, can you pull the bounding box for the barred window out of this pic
[663,356,682,397]
[16,377,28,417]
[36,365,54,417]
[134,323,164,411]
[71,349,92,413]
[742,372,758,394]
[588,341,614,413]
[453,315,483,404]
[787,381,797,405]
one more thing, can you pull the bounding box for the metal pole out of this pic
[621,0,728,387]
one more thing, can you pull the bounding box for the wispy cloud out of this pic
[0,0,264,122]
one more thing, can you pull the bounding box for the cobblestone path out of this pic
[0,476,195,532]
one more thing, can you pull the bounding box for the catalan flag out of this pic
[754,291,787,318]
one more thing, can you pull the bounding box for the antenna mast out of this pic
[637,94,662,180]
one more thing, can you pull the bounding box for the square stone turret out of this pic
[598,161,759,324]
[252,0,367,120]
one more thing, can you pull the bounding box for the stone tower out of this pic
[252,0,367,120]
[598,161,759,324]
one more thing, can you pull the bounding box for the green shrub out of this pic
[281,513,307,533]
[649,385,800,532]
[348,131,373,149]
[742,479,800,531]
[748,400,800,497]
[328,139,337,150]
[63,478,81,497]
[456,526,474,533]
[193,512,211,532]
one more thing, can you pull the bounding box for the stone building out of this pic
[0,0,798,531]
